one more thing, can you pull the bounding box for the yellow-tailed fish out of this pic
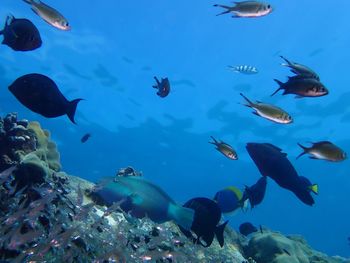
[297,141,346,162]
[240,93,292,124]
[209,136,238,160]
[22,0,70,31]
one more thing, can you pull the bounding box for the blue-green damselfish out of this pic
[93,176,195,230]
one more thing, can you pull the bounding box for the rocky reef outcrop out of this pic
[0,113,349,263]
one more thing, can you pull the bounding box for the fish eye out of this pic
[267,4,271,9]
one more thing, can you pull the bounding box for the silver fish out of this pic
[280,56,320,80]
[209,136,238,160]
[22,0,70,31]
[297,141,347,162]
[228,65,258,74]
[240,93,293,124]
[214,1,273,18]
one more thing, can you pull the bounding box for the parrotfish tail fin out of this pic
[296,143,308,159]
[213,4,231,16]
[169,204,194,231]
[309,184,318,195]
[279,55,291,66]
[209,136,218,145]
[271,79,284,96]
[67,98,83,124]
[239,93,253,107]
[215,220,229,247]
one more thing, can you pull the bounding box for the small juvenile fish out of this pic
[209,136,238,160]
[81,133,91,143]
[280,56,320,80]
[297,141,347,162]
[22,0,70,31]
[152,76,170,98]
[228,65,258,75]
[214,1,273,18]
[272,77,328,98]
[240,93,292,124]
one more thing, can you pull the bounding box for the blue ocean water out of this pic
[1,0,349,257]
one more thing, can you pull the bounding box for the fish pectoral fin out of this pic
[129,193,143,205]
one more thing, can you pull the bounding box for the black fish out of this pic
[179,197,228,247]
[9,73,82,124]
[0,15,42,51]
[239,222,258,236]
[242,176,267,208]
[152,76,170,98]
[246,143,317,206]
[272,77,328,98]
[81,133,91,143]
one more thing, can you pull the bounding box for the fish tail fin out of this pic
[169,204,194,231]
[215,220,229,247]
[296,143,309,159]
[309,184,318,195]
[279,55,291,66]
[213,4,231,16]
[67,98,83,124]
[271,79,284,96]
[239,93,254,107]
[22,0,34,4]
[153,76,160,85]
[209,136,218,145]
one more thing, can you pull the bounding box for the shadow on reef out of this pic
[0,113,349,263]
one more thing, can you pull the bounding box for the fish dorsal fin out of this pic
[225,186,242,200]
[264,143,285,154]
[314,141,332,146]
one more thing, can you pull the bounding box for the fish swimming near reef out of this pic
[178,197,228,247]
[240,93,293,124]
[0,15,42,51]
[246,143,317,206]
[209,136,238,160]
[242,176,267,208]
[280,56,320,80]
[297,141,346,162]
[228,65,258,75]
[214,1,273,18]
[272,77,328,98]
[239,222,258,236]
[92,176,194,230]
[152,76,170,98]
[80,133,91,143]
[22,0,70,31]
[8,73,83,124]
[214,186,246,214]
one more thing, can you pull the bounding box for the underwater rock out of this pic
[244,230,350,263]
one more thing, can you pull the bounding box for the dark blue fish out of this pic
[179,197,228,247]
[9,73,83,124]
[242,176,267,208]
[239,222,258,236]
[214,186,244,214]
[246,143,317,206]
[152,76,170,98]
[81,133,91,143]
[0,15,42,51]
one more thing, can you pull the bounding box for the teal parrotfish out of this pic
[92,176,195,230]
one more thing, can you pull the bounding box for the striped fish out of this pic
[228,65,258,74]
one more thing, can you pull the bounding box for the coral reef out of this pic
[0,113,349,262]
